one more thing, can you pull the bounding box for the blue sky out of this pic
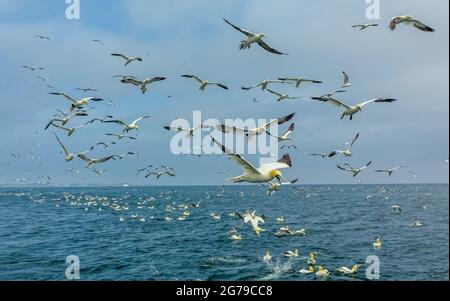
[0,0,448,186]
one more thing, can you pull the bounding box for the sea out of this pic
[0,184,448,281]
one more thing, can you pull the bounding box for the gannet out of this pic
[391,205,402,213]
[105,133,137,140]
[307,253,316,266]
[320,90,347,98]
[91,39,104,45]
[102,116,150,133]
[212,138,293,184]
[164,125,211,137]
[278,77,322,88]
[373,237,382,249]
[211,213,221,220]
[337,161,373,178]
[93,169,106,176]
[266,178,299,196]
[229,233,242,241]
[390,16,435,32]
[374,166,407,176]
[283,249,299,258]
[299,265,315,274]
[118,76,166,94]
[45,112,88,129]
[312,96,397,120]
[337,264,360,275]
[22,66,44,71]
[410,221,424,228]
[352,24,378,30]
[46,122,86,137]
[262,251,272,261]
[235,211,266,235]
[267,89,301,102]
[316,266,331,277]
[77,154,115,168]
[218,112,295,138]
[181,75,228,91]
[110,53,143,66]
[145,169,176,180]
[54,133,89,162]
[241,79,289,91]
[223,18,288,55]
[34,35,51,40]
[50,92,103,111]
[275,217,284,223]
[341,71,352,88]
[328,133,360,158]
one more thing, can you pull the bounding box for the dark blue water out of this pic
[0,184,448,281]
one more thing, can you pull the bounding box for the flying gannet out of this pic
[374,166,407,176]
[34,35,51,40]
[337,161,373,178]
[211,138,293,184]
[312,96,397,120]
[110,53,143,66]
[22,66,45,71]
[218,112,295,138]
[46,122,86,137]
[164,125,212,137]
[50,92,103,111]
[328,133,360,158]
[117,76,166,94]
[390,16,435,32]
[181,75,228,91]
[223,18,288,55]
[77,154,116,168]
[54,133,89,162]
[266,89,301,102]
[266,178,299,196]
[352,24,378,30]
[102,116,150,133]
[341,71,352,88]
[105,133,137,140]
[278,77,322,88]
[45,112,88,129]
[241,79,290,91]
[266,123,295,142]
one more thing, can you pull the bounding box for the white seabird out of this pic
[102,116,150,133]
[336,264,361,275]
[77,154,115,168]
[341,71,352,88]
[181,75,228,91]
[54,133,89,162]
[211,137,293,184]
[235,211,266,236]
[312,96,397,120]
[328,133,360,158]
[337,161,373,178]
[110,53,143,66]
[266,123,294,142]
[223,18,288,55]
[266,89,301,102]
[241,79,289,91]
[390,16,435,32]
[50,92,103,111]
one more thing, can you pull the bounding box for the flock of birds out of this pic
[3,12,446,279]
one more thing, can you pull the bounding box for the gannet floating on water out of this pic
[223,18,288,55]
[262,251,272,262]
[54,133,89,162]
[212,138,293,184]
[312,96,397,120]
[337,264,360,275]
[375,166,407,176]
[390,16,435,32]
[235,211,266,236]
[218,112,295,138]
[283,249,299,258]
[110,53,143,66]
[242,79,289,91]
[315,266,331,277]
[341,71,352,88]
[267,89,301,102]
[50,92,103,111]
[373,237,382,249]
[181,75,228,91]
[299,266,314,274]
[352,24,378,30]
[102,116,150,133]
[410,221,424,228]
[278,77,322,88]
[337,161,372,178]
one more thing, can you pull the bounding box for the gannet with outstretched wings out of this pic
[181,75,228,91]
[212,137,293,184]
[50,92,103,111]
[267,89,301,102]
[235,211,266,236]
[241,79,289,91]
[278,77,322,88]
[110,53,143,66]
[390,16,435,32]
[223,18,288,55]
[102,116,150,133]
[337,161,372,178]
[374,166,407,176]
[312,96,397,120]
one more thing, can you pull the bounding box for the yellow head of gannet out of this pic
[269,170,283,181]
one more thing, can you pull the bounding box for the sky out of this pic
[0,0,448,186]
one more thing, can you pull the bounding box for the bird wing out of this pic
[103,120,128,127]
[132,116,150,126]
[342,71,350,85]
[257,40,287,55]
[261,113,296,129]
[350,133,360,149]
[361,161,373,170]
[313,97,351,109]
[50,92,78,103]
[54,134,69,156]
[214,83,229,90]
[283,123,295,137]
[111,53,129,60]
[359,98,397,107]
[223,18,255,37]
[77,154,92,163]
[211,137,260,176]
[412,20,435,32]
[258,154,292,174]
[337,165,353,172]
[267,89,283,97]
[182,75,203,83]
